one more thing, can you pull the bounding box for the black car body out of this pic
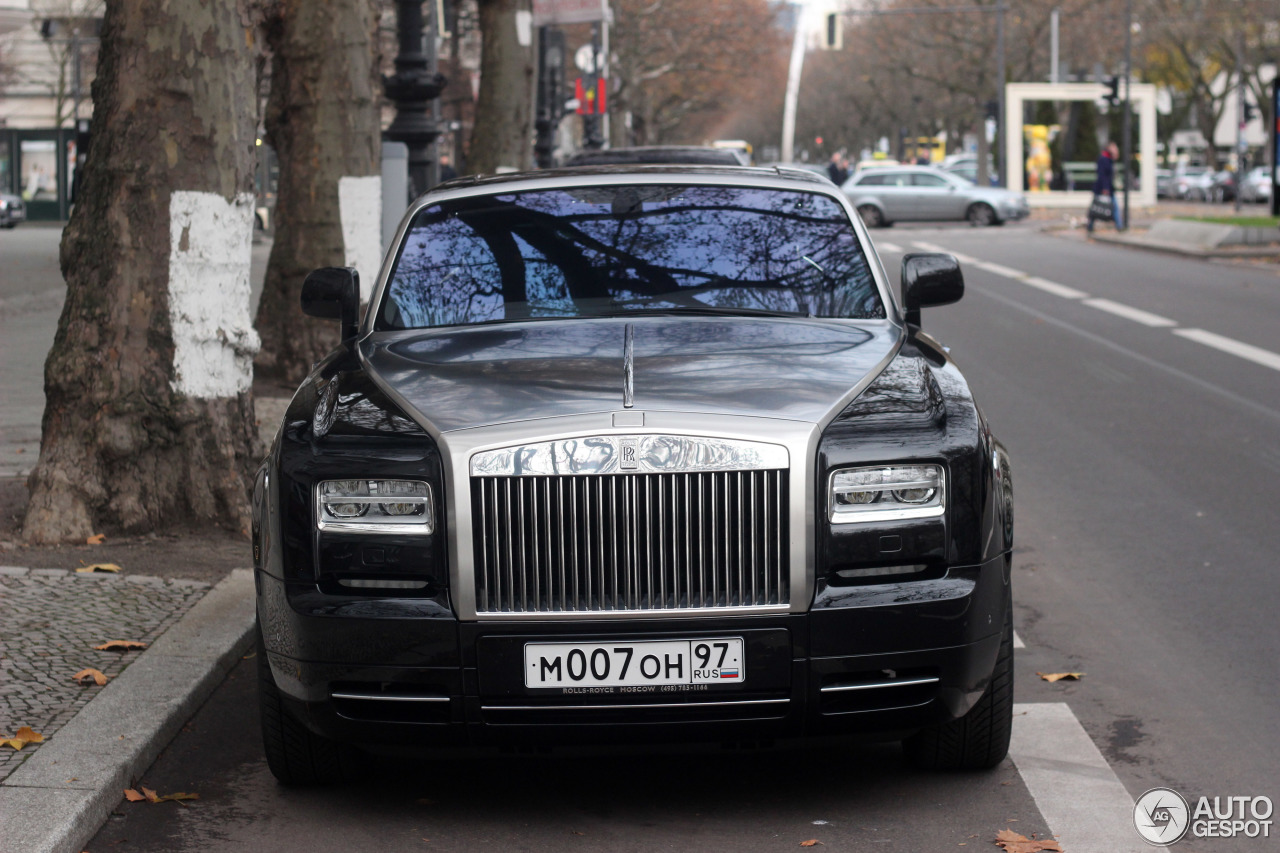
[253,166,1014,783]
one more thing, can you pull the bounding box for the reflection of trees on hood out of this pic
[384,187,884,328]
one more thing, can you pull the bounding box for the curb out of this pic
[1076,230,1280,259]
[0,569,255,853]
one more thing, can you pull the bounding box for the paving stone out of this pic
[0,572,210,782]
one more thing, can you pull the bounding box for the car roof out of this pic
[561,146,748,167]
[430,164,833,194]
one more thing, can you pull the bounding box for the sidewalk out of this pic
[0,567,255,853]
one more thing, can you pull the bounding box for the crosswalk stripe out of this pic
[1011,703,1144,852]
[1013,631,1025,649]
[875,240,904,254]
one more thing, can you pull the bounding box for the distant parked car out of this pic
[1239,167,1273,204]
[0,192,25,228]
[1174,167,1214,200]
[853,158,900,172]
[942,155,999,187]
[1155,169,1175,199]
[842,165,1029,227]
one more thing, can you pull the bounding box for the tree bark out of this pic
[253,0,383,385]
[23,0,262,543]
[468,0,534,175]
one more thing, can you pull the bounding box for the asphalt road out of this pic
[12,218,1278,851]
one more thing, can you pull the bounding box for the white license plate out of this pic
[524,638,745,688]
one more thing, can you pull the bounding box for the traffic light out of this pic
[1104,76,1120,104]
[1242,101,1256,123]
[822,12,842,50]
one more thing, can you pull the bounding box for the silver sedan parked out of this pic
[842,165,1029,227]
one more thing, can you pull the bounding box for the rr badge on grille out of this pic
[619,438,639,470]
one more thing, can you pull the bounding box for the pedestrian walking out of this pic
[827,152,849,187]
[439,154,457,182]
[1086,141,1123,233]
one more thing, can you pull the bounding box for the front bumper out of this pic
[257,553,1008,748]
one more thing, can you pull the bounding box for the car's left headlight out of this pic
[828,464,945,523]
[316,479,435,533]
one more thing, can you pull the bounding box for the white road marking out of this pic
[910,241,976,263]
[1013,631,1025,649]
[1010,703,1144,852]
[973,260,1025,279]
[1174,328,1280,373]
[1081,298,1178,328]
[1022,276,1088,300]
[905,241,1280,379]
[875,240,904,254]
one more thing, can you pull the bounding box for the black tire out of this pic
[903,598,1014,771]
[258,631,361,785]
[966,203,996,227]
[858,204,885,228]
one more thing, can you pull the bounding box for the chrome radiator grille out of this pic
[471,470,789,614]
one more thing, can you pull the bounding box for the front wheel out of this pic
[858,204,886,228]
[902,598,1014,771]
[966,203,996,227]
[258,629,362,785]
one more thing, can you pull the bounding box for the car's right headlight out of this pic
[315,479,434,533]
[828,464,945,523]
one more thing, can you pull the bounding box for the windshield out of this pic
[377,184,884,330]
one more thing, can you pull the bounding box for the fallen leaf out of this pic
[800,842,823,848]
[86,533,106,545]
[1036,672,1083,683]
[77,563,121,573]
[125,786,199,805]
[1,726,45,750]
[95,640,148,651]
[994,828,1063,852]
[73,668,110,686]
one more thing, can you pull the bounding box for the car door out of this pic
[861,170,915,221]
[910,171,964,220]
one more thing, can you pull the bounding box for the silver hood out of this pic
[362,315,901,434]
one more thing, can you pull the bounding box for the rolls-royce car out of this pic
[253,165,1014,784]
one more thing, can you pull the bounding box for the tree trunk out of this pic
[253,0,383,385]
[23,0,261,544]
[468,0,534,175]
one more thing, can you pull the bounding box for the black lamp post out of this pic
[383,0,448,199]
